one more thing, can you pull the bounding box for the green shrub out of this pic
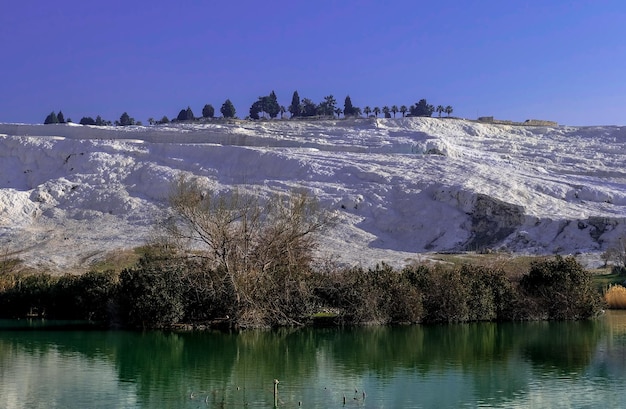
[459,264,517,321]
[50,274,82,319]
[117,261,185,328]
[315,263,423,325]
[77,270,119,322]
[0,273,56,318]
[519,256,603,320]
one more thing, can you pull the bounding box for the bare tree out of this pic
[602,237,626,272]
[159,174,335,326]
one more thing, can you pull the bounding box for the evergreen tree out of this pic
[344,95,354,117]
[79,117,96,125]
[95,115,105,126]
[202,104,215,118]
[176,107,194,121]
[249,100,262,120]
[119,112,134,126]
[289,91,300,118]
[221,99,236,118]
[300,98,318,117]
[44,111,59,124]
[159,115,170,124]
[319,95,337,117]
[410,99,435,117]
[57,111,65,123]
[267,91,280,118]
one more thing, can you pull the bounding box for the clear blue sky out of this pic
[1,0,625,125]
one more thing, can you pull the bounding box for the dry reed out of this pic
[605,284,626,309]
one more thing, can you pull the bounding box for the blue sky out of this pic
[1,0,625,125]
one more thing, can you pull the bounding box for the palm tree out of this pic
[436,105,444,118]
[364,106,371,117]
[400,105,408,117]
[148,117,155,125]
[445,106,453,117]
[391,105,398,118]
[382,106,390,118]
[373,107,381,117]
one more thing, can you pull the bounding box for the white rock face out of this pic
[1,118,625,271]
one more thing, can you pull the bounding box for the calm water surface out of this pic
[1,312,626,408]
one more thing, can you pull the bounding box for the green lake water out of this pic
[1,311,626,408]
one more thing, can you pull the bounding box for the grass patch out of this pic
[428,252,550,278]
[592,270,625,291]
[87,247,148,273]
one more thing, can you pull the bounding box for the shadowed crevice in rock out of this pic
[464,194,525,251]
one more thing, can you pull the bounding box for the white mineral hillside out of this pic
[1,117,625,272]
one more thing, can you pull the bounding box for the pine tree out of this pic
[249,100,262,120]
[176,107,194,121]
[44,111,59,124]
[300,98,317,117]
[57,111,65,123]
[344,95,354,117]
[267,91,280,118]
[79,117,96,125]
[202,104,215,118]
[410,99,434,117]
[289,91,300,118]
[221,99,236,118]
[119,112,133,126]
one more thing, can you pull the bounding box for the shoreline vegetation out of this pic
[0,254,610,330]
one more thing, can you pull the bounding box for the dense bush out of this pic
[519,256,603,320]
[0,255,605,328]
[315,264,423,324]
[117,259,185,328]
[407,265,469,323]
[0,271,118,321]
[0,273,55,318]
